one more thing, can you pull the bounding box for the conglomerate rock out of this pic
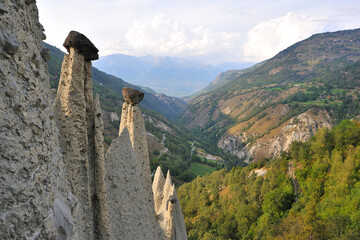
[0,1,72,239]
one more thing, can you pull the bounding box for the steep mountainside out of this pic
[45,43,186,120]
[178,120,360,240]
[93,54,246,97]
[181,28,360,162]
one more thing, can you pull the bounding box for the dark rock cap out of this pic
[122,87,144,105]
[63,31,99,61]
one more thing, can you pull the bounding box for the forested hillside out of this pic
[178,120,360,239]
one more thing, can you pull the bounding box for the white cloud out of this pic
[243,12,324,62]
[102,15,243,63]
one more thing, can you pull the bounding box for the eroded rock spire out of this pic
[54,31,109,239]
[105,87,162,239]
[152,167,188,240]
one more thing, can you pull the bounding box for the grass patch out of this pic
[190,162,216,176]
[269,87,283,91]
[331,89,346,94]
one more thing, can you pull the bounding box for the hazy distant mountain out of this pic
[44,43,186,120]
[93,54,249,97]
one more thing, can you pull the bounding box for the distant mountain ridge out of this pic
[181,28,360,162]
[93,54,250,97]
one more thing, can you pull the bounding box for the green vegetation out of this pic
[178,120,360,239]
[190,162,216,176]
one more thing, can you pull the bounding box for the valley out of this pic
[4,0,360,239]
[181,28,360,162]
[45,28,360,184]
[45,43,237,185]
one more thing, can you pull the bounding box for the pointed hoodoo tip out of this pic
[122,87,144,105]
[63,30,99,60]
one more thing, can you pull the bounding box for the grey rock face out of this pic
[0,1,187,239]
[0,1,71,239]
[0,2,9,14]
[63,31,99,60]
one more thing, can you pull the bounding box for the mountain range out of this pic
[93,54,251,97]
[181,28,360,162]
[44,42,239,185]
[45,28,360,175]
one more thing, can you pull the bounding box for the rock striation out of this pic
[153,167,188,240]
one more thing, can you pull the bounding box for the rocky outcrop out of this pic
[144,114,174,133]
[54,31,110,239]
[153,167,188,240]
[0,1,72,239]
[218,109,332,162]
[106,88,162,239]
[0,1,187,238]
[119,100,153,195]
[106,128,161,239]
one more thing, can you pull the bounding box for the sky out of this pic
[37,0,360,65]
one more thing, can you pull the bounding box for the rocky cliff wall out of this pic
[0,0,72,239]
[0,1,187,239]
[218,109,332,162]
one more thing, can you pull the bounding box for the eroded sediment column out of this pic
[119,87,155,220]
[152,167,188,240]
[106,87,162,239]
[94,94,111,240]
[54,31,109,239]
